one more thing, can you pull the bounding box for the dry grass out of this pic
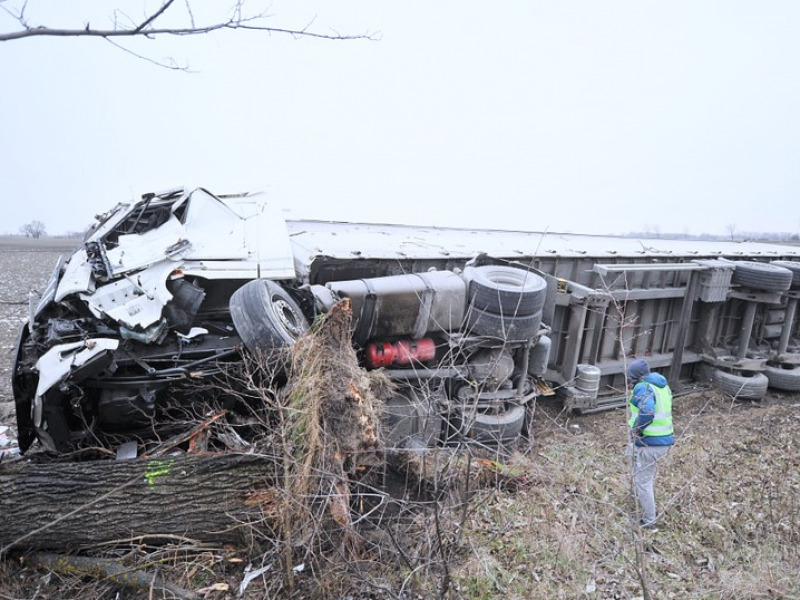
[2,242,800,598]
[2,390,800,599]
[440,391,800,600]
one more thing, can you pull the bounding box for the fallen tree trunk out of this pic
[0,453,275,553]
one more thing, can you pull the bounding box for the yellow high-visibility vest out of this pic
[628,382,673,437]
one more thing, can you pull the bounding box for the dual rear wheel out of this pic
[463,265,547,341]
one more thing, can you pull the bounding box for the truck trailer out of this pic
[13,187,800,453]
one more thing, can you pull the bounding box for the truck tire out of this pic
[771,260,800,289]
[712,369,768,400]
[731,262,792,293]
[230,280,310,354]
[764,363,800,392]
[382,386,443,449]
[465,404,526,443]
[464,266,547,317]
[464,306,542,341]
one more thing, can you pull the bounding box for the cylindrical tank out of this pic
[761,323,783,339]
[575,364,601,398]
[327,270,467,343]
[467,347,516,389]
[527,335,551,377]
[365,338,437,368]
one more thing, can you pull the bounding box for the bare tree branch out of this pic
[183,0,196,29]
[0,1,377,43]
[104,37,189,71]
[133,0,176,34]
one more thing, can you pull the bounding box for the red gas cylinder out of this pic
[365,338,436,368]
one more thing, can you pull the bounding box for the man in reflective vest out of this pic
[627,358,674,529]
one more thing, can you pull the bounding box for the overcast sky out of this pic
[1,1,798,237]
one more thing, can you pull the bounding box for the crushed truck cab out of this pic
[13,187,549,453]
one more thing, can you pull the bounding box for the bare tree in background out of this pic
[0,0,375,68]
[20,220,46,238]
[726,223,737,241]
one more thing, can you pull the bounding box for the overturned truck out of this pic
[13,187,800,453]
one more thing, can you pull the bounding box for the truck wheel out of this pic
[466,404,526,443]
[464,306,542,341]
[731,262,793,293]
[230,280,310,354]
[770,260,800,289]
[764,363,800,392]
[464,266,547,317]
[712,369,768,400]
[382,386,443,449]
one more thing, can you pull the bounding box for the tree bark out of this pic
[0,453,276,552]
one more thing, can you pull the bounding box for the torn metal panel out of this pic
[55,248,94,301]
[80,261,176,330]
[32,338,120,426]
[103,215,190,276]
[33,256,64,319]
[181,190,296,280]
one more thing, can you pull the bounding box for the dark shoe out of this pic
[640,520,659,532]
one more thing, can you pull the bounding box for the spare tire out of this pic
[731,262,792,293]
[712,369,768,400]
[230,280,310,354]
[771,260,800,289]
[464,266,547,317]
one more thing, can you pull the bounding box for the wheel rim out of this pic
[271,296,305,338]
[487,270,527,289]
